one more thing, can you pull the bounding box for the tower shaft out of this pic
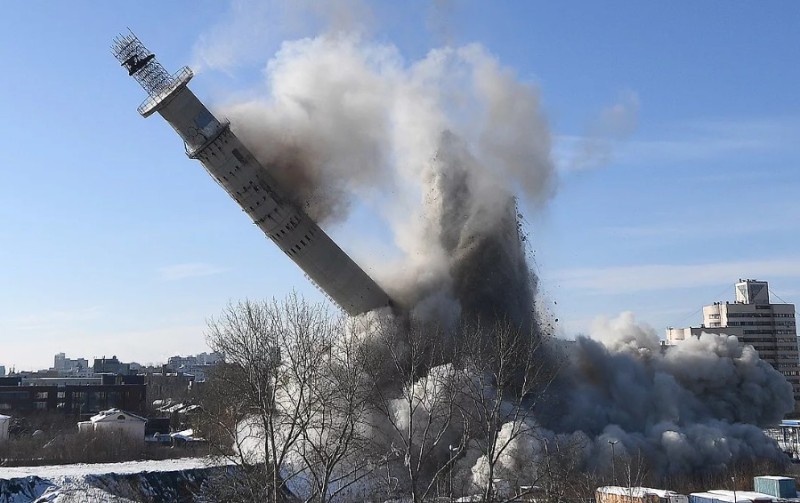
[113,32,392,316]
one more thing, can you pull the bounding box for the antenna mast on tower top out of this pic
[111,31,193,117]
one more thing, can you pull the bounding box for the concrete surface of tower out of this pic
[112,32,393,316]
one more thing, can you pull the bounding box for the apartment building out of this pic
[667,279,800,408]
[0,375,146,417]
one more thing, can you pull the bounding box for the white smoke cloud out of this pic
[535,313,793,475]
[191,0,375,74]
[217,32,555,327]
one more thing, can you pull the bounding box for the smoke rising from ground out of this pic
[534,313,793,475]
[377,313,793,488]
[199,5,793,492]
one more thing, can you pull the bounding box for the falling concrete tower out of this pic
[112,32,392,316]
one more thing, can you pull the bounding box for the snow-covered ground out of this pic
[0,457,218,479]
[0,457,231,502]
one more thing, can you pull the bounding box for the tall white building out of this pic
[667,279,800,408]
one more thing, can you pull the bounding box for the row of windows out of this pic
[285,227,318,257]
[727,321,777,326]
[743,337,796,344]
[727,312,796,318]
[254,203,284,228]
[203,143,286,234]
[744,337,783,343]
[197,131,233,163]
[727,322,796,328]
[18,390,126,400]
[749,347,799,353]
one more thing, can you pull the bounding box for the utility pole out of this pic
[449,444,457,501]
[608,440,618,485]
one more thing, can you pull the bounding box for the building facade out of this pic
[53,353,92,377]
[0,375,146,417]
[93,356,133,375]
[667,279,800,408]
[166,352,222,381]
[78,409,147,440]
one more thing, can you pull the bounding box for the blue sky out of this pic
[1,1,799,371]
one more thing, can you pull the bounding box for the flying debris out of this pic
[112,31,393,316]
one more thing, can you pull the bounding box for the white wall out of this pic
[0,415,10,443]
[94,419,145,440]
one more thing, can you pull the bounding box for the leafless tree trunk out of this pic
[533,433,593,503]
[293,316,379,502]
[362,317,467,503]
[204,295,379,502]
[454,319,558,502]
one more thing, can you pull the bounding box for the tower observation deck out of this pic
[112,32,393,316]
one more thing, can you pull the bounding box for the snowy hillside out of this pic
[0,458,231,502]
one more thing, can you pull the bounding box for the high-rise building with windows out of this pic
[667,279,800,409]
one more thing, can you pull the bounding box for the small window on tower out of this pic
[193,110,214,130]
[232,149,246,163]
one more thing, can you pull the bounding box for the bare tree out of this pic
[361,317,467,503]
[533,433,594,503]
[204,295,379,502]
[292,316,379,502]
[454,319,557,502]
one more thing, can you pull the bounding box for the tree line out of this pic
[198,295,789,503]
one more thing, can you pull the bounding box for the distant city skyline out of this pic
[2,1,799,370]
[1,351,221,375]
